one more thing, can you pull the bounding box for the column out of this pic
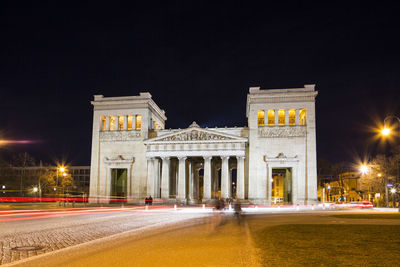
[285,109,289,125]
[267,165,272,204]
[127,165,132,202]
[146,157,154,197]
[221,156,230,199]
[236,156,245,200]
[295,109,300,125]
[177,157,186,201]
[187,161,193,200]
[274,109,279,125]
[106,116,110,131]
[134,115,137,130]
[124,115,128,130]
[264,110,268,126]
[161,157,170,199]
[153,158,160,197]
[203,156,212,201]
[193,165,199,201]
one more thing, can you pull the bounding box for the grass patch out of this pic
[331,214,400,220]
[252,224,400,266]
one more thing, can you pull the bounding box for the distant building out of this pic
[89,85,318,205]
[0,166,90,196]
[319,172,361,202]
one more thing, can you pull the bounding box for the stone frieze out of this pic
[158,130,232,141]
[100,131,141,141]
[258,126,306,138]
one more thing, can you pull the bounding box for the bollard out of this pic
[296,204,299,211]
[311,204,314,210]
[322,203,325,210]
[229,204,232,211]
[278,205,280,209]
[145,205,148,210]
[202,204,205,209]
[174,204,177,210]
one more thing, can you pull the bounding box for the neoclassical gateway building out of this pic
[89,85,318,205]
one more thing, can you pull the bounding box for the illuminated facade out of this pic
[89,85,318,204]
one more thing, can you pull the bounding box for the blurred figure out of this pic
[149,195,153,205]
[233,199,242,224]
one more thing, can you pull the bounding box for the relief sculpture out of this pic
[159,130,232,141]
[258,126,306,138]
[100,131,141,141]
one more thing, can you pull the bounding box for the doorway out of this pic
[111,168,127,202]
[272,168,292,204]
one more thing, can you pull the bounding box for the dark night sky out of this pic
[0,1,399,166]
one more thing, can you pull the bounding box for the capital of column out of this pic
[236,156,245,160]
[220,156,230,161]
[177,156,187,162]
[146,157,154,161]
[203,156,212,161]
[160,156,170,161]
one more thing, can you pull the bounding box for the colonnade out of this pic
[146,155,245,203]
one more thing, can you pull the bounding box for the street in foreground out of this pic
[1,206,400,266]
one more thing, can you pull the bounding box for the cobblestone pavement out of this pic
[0,208,209,265]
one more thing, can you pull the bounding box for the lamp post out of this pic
[381,115,400,211]
[56,166,66,203]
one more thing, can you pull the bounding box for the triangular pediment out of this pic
[144,122,247,143]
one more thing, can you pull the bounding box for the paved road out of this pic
[2,208,399,266]
[0,206,210,265]
[6,213,259,267]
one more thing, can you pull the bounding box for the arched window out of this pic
[127,115,133,130]
[109,116,115,131]
[118,116,124,130]
[257,110,265,126]
[268,110,275,125]
[100,116,106,131]
[299,109,307,125]
[289,109,296,125]
[278,109,285,125]
[136,115,142,130]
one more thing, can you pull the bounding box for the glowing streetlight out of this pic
[360,164,369,175]
[391,188,397,194]
[33,187,38,193]
[59,167,65,172]
[381,128,391,136]
[62,172,67,177]
[377,173,382,177]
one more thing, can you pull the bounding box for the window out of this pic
[299,109,307,125]
[100,116,106,131]
[268,110,275,126]
[109,116,115,131]
[257,110,265,126]
[136,115,142,130]
[289,109,296,125]
[278,109,285,125]
[127,115,133,130]
[118,116,124,130]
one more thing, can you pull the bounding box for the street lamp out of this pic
[391,188,397,208]
[360,164,369,175]
[381,115,400,211]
